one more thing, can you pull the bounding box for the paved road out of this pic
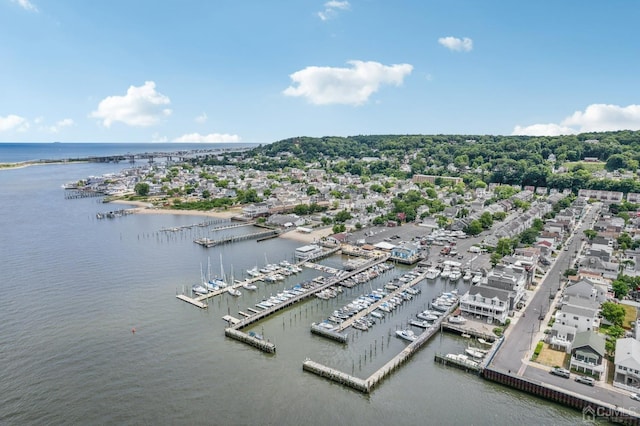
[490,202,637,407]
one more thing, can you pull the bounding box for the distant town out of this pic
[66,131,640,422]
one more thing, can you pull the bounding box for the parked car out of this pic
[631,393,640,401]
[575,375,595,386]
[550,367,570,378]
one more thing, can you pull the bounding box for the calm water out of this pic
[0,142,259,163]
[0,157,584,424]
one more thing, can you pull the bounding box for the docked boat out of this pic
[440,266,451,279]
[192,284,208,295]
[417,311,439,321]
[472,273,482,284]
[448,315,467,324]
[242,282,258,291]
[395,329,417,342]
[478,338,492,346]
[449,268,462,281]
[246,267,261,277]
[465,347,485,359]
[425,267,440,280]
[410,319,431,329]
[462,271,472,281]
[227,287,242,297]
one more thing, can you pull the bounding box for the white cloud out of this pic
[438,36,473,52]
[512,104,640,136]
[318,0,350,21]
[512,123,576,137]
[172,133,241,143]
[0,114,28,131]
[12,0,38,12]
[195,112,208,124]
[49,118,74,133]
[283,60,413,105]
[90,81,172,127]
[152,133,168,143]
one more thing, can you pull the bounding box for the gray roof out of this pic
[467,285,511,302]
[560,304,597,318]
[572,331,606,357]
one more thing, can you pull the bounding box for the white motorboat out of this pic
[465,348,485,359]
[462,271,472,281]
[410,319,431,329]
[417,311,439,321]
[425,267,440,280]
[449,268,462,281]
[395,329,417,342]
[448,315,467,324]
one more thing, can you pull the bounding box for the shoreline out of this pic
[108,199,333,243]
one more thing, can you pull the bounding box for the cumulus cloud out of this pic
[0,114,28,131]
[195,112,208,124]
[12,0,38,12]
[512,104,640,136]
[318,0,350,21]
[172,133,241,143]
[49,118,74,133]
[283,60,413,105]
[438,36,473,52]
[90,81,172,127]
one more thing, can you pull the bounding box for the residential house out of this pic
[569,331,606,379]
[614,338,640,391]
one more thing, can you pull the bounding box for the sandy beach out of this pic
[108,199,333,244]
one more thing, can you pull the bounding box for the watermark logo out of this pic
[582,405,638,424]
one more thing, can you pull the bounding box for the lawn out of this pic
[535,343,569,368]
[563,161,606,172]
[622,304,638,329]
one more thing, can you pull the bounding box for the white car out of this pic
[631,393,640,401]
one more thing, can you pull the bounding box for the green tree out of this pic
[134,182,150,196]
[332,223,346,234]
[583,229,597,240]
[479,212,494,229]
[334,210,352,223]
[600,301,625,326]
[606,324,625,340]
[612,279,630,299]
[464,220,483,236]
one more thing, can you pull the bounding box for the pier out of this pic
[194,229,280,247]
[222,256,390,353]
[175,294,207,309]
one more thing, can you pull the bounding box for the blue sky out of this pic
[1,0,639,143]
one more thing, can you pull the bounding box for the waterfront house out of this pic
[614,338,640,391]
[459,286,510,324]
[569,331,606,379]
[390,242,421,264]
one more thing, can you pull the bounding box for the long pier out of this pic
[194,229,279,247]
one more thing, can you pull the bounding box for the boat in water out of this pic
[192,284,208,296]
[242,282,258,291]
[465,347,485,359]
[395,329,417,342]
[409,319,431,329]
[227,287,242,297]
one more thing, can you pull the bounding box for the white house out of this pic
[614,338,640,391]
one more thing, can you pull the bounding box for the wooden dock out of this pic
[434,353,482,373]
[441,322,497,342]
[175,294,207,309]
[194,229,279,247]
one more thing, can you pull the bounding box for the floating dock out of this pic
[434,353,482,373]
